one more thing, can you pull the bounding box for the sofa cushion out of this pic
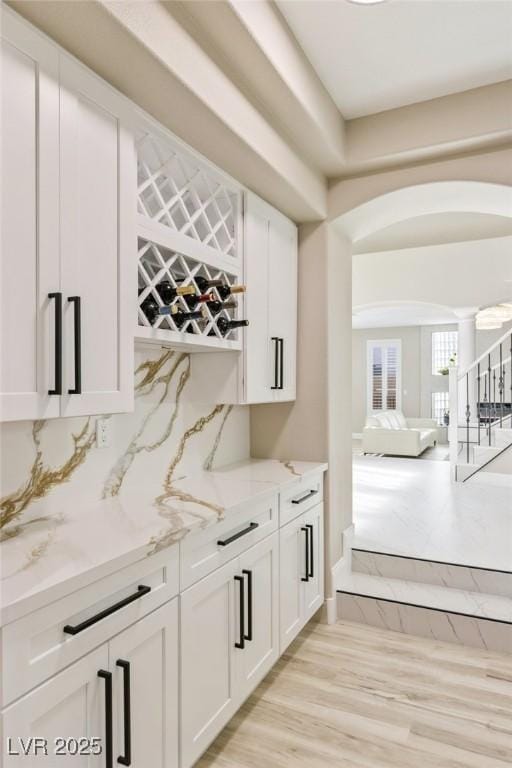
[395,411,407,428]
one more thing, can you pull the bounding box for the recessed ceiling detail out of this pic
[277,0,512,118]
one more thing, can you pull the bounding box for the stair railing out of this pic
[449,327,512,480]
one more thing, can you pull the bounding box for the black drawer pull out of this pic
[234,575,245,649]
[300,526,310,582]
[98,670,113,768]
[48,292,62,395]
[116,660,132,766]
[279,337,284,390]
[217,522,259,547]
[306,523,314,578]
[68,296,82,394]
[271,337,280,390]
[242,569,253,642]
[291,489,318,505]
[63,585,151,635]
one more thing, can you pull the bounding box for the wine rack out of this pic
[135,120,244,352]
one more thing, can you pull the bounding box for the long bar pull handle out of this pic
[63,585,151,635]
[279,338,284,390]
[48,292,62,395]
[217,522,259,547]
[68,296,82,394]
[98,670,113,768]
[306,523,314,578]
[300,527,310,582]
[116,660,132,766]
[234,575,245,649]
[271,337,280,389]
[242,569,253,642]
[291,489,318,505]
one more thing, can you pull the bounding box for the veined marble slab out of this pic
[0,461,326,626]
[209,458,328,487]
[352,549,512,598]
[338,592,512,654]
[338,572,512,623]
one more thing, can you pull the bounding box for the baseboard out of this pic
[326,524,355,624]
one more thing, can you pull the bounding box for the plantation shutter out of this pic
[367,340,401,413]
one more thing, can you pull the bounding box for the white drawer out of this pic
[1,546,179,707]
[279,472,324,527]
[180,491,278,589]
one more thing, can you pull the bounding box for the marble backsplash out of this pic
[0,346,250,543]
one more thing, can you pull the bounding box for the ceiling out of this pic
[353,212,512,254]
[277,0,512,118]
[352,303,457,329]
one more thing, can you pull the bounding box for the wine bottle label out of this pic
[176,285,196,296]
[229,285,246,294]
[197,293,215,302]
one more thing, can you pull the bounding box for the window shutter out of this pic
[367,340,401,414]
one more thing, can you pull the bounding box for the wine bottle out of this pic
[187,276,224,294]
[216,317,249,336]
[159,304,206,330]
[157,280,196,304]
[140,295,160,325]
[184,292,215,309]
[216,284,246,301]
[205,298,237,316]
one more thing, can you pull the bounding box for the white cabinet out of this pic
[3,645,107,766]
[109,600,179,768]
[279,503,324,653]
[0,9,135,422]
[180,533,279,768]
[244,192,297,403]
[2,601,178,768]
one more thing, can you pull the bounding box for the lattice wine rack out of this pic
[135,123,244,351]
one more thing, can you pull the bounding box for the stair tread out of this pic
[339,572,512,623]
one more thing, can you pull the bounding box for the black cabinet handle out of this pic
[63,585,151,635]
[279,338,284,390]
[291,489,318,505]
[242,569,253,642]
[98,670,113,768]
[306,523,314,578]
[234,575,245,649]
[68,296,82,394]
[271,337,279,389]
[217,522,259,547]
[116,660,132,766]
[48,292,62,395]
[300,527,310,582]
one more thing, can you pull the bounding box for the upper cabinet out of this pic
[0,10,136,422]
[244,192,297,403]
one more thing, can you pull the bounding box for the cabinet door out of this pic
[302,503,325,621]
[243,192,271,403]
[109,599,178,768]
[268,212,297,402]
[0,10,60,421]
[279,515,306,653]
[3,645,107,767]
[180,559,240,768]
[59,55,136,417]
[237,532,279,699]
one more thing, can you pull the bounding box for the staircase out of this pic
[449,326,512,482]
[337,548,512,653]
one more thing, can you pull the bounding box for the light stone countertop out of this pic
[0,459,327,626]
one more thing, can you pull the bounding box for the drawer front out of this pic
[180,492,278,590]
[1,547,179,707]
[279,472,324,527]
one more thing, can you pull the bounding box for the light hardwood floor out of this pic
[196,620,512,768]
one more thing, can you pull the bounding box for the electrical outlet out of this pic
[96,418,110,449]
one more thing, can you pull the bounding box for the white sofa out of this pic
[362,410,439,457]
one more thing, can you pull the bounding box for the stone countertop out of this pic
[0,459,327,626]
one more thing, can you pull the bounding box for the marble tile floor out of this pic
[353,455,512,571]
[352,438,450,462]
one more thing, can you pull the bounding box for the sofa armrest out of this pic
[362,427,421,455]
[406,418,438,429]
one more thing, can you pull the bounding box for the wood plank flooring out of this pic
[196,620,512,768]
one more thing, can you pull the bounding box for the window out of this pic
[432,330,458,375]
[367,340,402,413]
[431,392,449,425]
